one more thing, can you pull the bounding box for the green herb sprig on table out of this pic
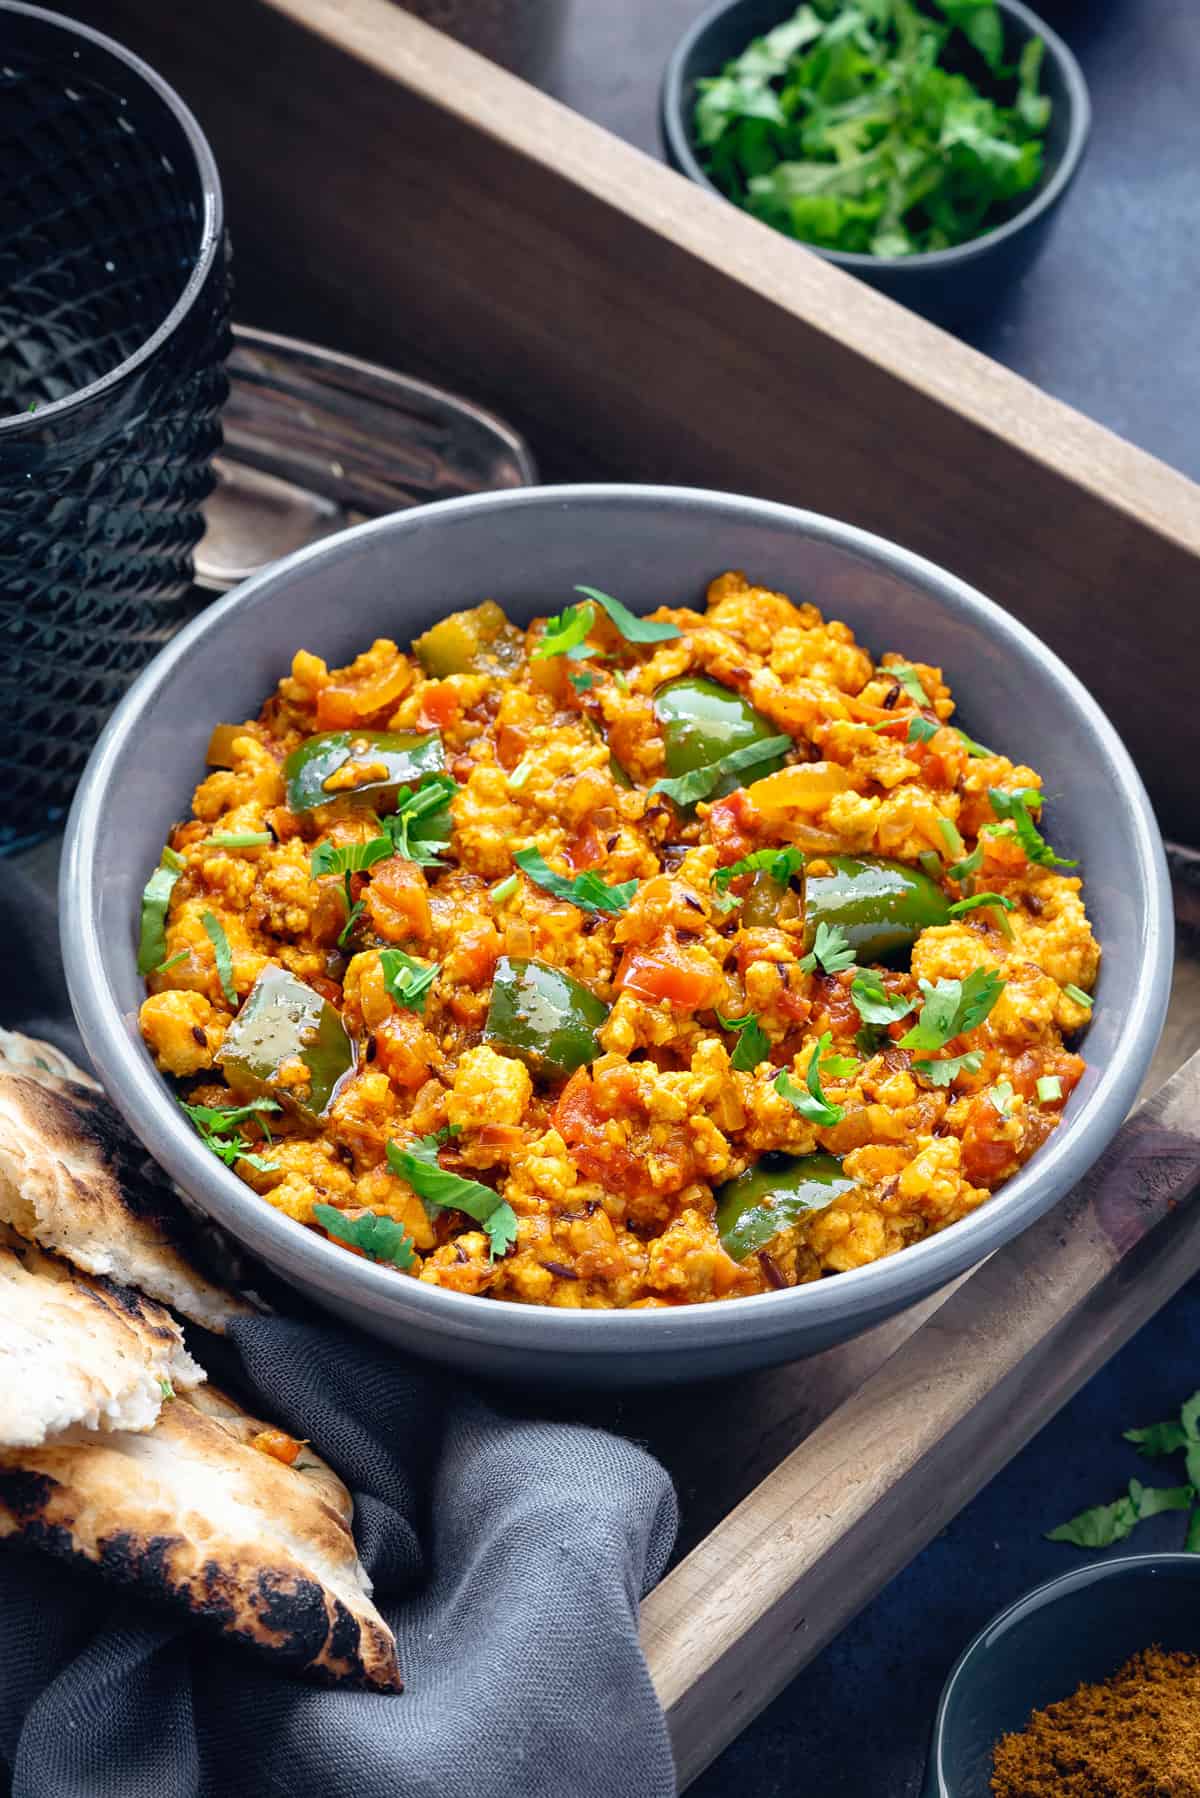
[1048,1391,1200,1552]
[693,0,1052,260]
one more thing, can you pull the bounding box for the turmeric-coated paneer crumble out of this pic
[137,573,1096,1307]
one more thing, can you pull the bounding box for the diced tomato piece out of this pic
[250,1427,304,1466]
[365,859,431,943]
[616,931,722,1009]
[553,1070,643,1195]
[416,681,461,730]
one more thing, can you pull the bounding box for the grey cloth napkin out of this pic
[0,869,679,1798]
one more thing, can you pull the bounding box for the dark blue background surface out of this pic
[542,3,1200,1790]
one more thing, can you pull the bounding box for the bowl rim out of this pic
[659,0,1092,275]
[925,1552,1200,1795]
[0,0,224,435]
[61,482,1172,1360]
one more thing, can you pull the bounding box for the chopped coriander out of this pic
[905,716,939,746]
[694,4,1051,261]
[568,669,597,694]
[1048,1479,1194,1549]
[206,831,273,848]
[379,948,439,1013]
[989,1078,1016,1116]
[1036,1074,1063,1104]
[313,1202,415,1269]
[383,774,458,867]
[850,969,918,1029]
[774,1031,845,1128]
[821,1050,861,1079]
[986,787,1078,868]
[137,845,185,976]
[155,950,189,974]
[913,1049,984,1088]
[947,843,985,889]
[310,837,395,881]
[937,817,966,859]
[180,1097,280,1172]
[799,921,856,976]
[948,891,1014,917]
[200,910,238,1007]
[490,873,519,907]
[899,968,1006,1053]
[711,844,806,897]
[883,664,928,706]
[717,1009,772,1072]
[387,1136,518,1260]
[1063,983,1094,1010]
[574,584,681,645]
[652,734,792,808]
[338,899,365,949]
[507,754,536,791]
[532,601,595,661]
[956,728,995,758]
[513,846,636,915]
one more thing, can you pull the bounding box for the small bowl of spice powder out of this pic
[923,1554,1200,1797]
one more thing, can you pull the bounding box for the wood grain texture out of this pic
[74,0,1200,838]
[642,1030,1200,1788]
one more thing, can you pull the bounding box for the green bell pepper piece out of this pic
[654,676,786,799]
[716,1151,855,1261]
[805,855,950,964]
[484,957,609,1078]
[283,729,444,813]
[413,601,525,677]
[218,965,355,1126]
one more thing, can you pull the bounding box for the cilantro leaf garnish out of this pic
[156,950,189,974]
[137,846,185,976]
[821,1050,861,1079]
[180,1097,280,1172]
[989,1078,1016,1116]
[312,1202,415,1269]
[383,773,458,867]
[986,787,1077,868]
[651,735,792,808]
[386,1136,518,1260]
[887,664,929,706]
[711,845,806,898]
[513,846,636,915]
[573,585,681,645]
[200,910,238,1007]
[898,967,1005,1053]
[948,891,1015,917]
[774,1030,845,1128]
[379,948,439,1013]
[717,1009,772,1072]
[532,602,595,661]
[799,922,856,975]
[1048,1479,1194,1549]
[568,669,597,694]
[913,1049,984,1088]
[310,837,395,881]
[850,969,918,1029]
[955,728,994,758]
[906,717,939,745]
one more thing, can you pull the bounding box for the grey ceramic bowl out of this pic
[923,1555,1200,1795]
[660,0,1091,326]
[61,485,1171,1387]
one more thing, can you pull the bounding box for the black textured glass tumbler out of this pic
[0,3,231,846]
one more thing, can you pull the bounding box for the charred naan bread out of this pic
[0,1028,99,1090]
[0,1057,255,1334]
[0,1227,203,1448]
[0,1384,401,1691]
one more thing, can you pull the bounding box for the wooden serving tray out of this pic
[66,1,1200,1783]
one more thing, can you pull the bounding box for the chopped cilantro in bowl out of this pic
[661,0,1089,301]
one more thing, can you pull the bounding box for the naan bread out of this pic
[0,1228,203,1448]
[0,1384,401,1692]
[0,1027,99,1089]
[0,1062,256,1334]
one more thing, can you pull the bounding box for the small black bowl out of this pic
[660,0,1090,325]
[922,1555,1200,1796]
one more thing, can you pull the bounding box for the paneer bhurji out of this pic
[137,572,1097,1307]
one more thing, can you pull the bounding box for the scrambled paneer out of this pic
[138,572,1096,1307]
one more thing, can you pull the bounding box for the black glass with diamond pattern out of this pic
[0,4,231,844]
